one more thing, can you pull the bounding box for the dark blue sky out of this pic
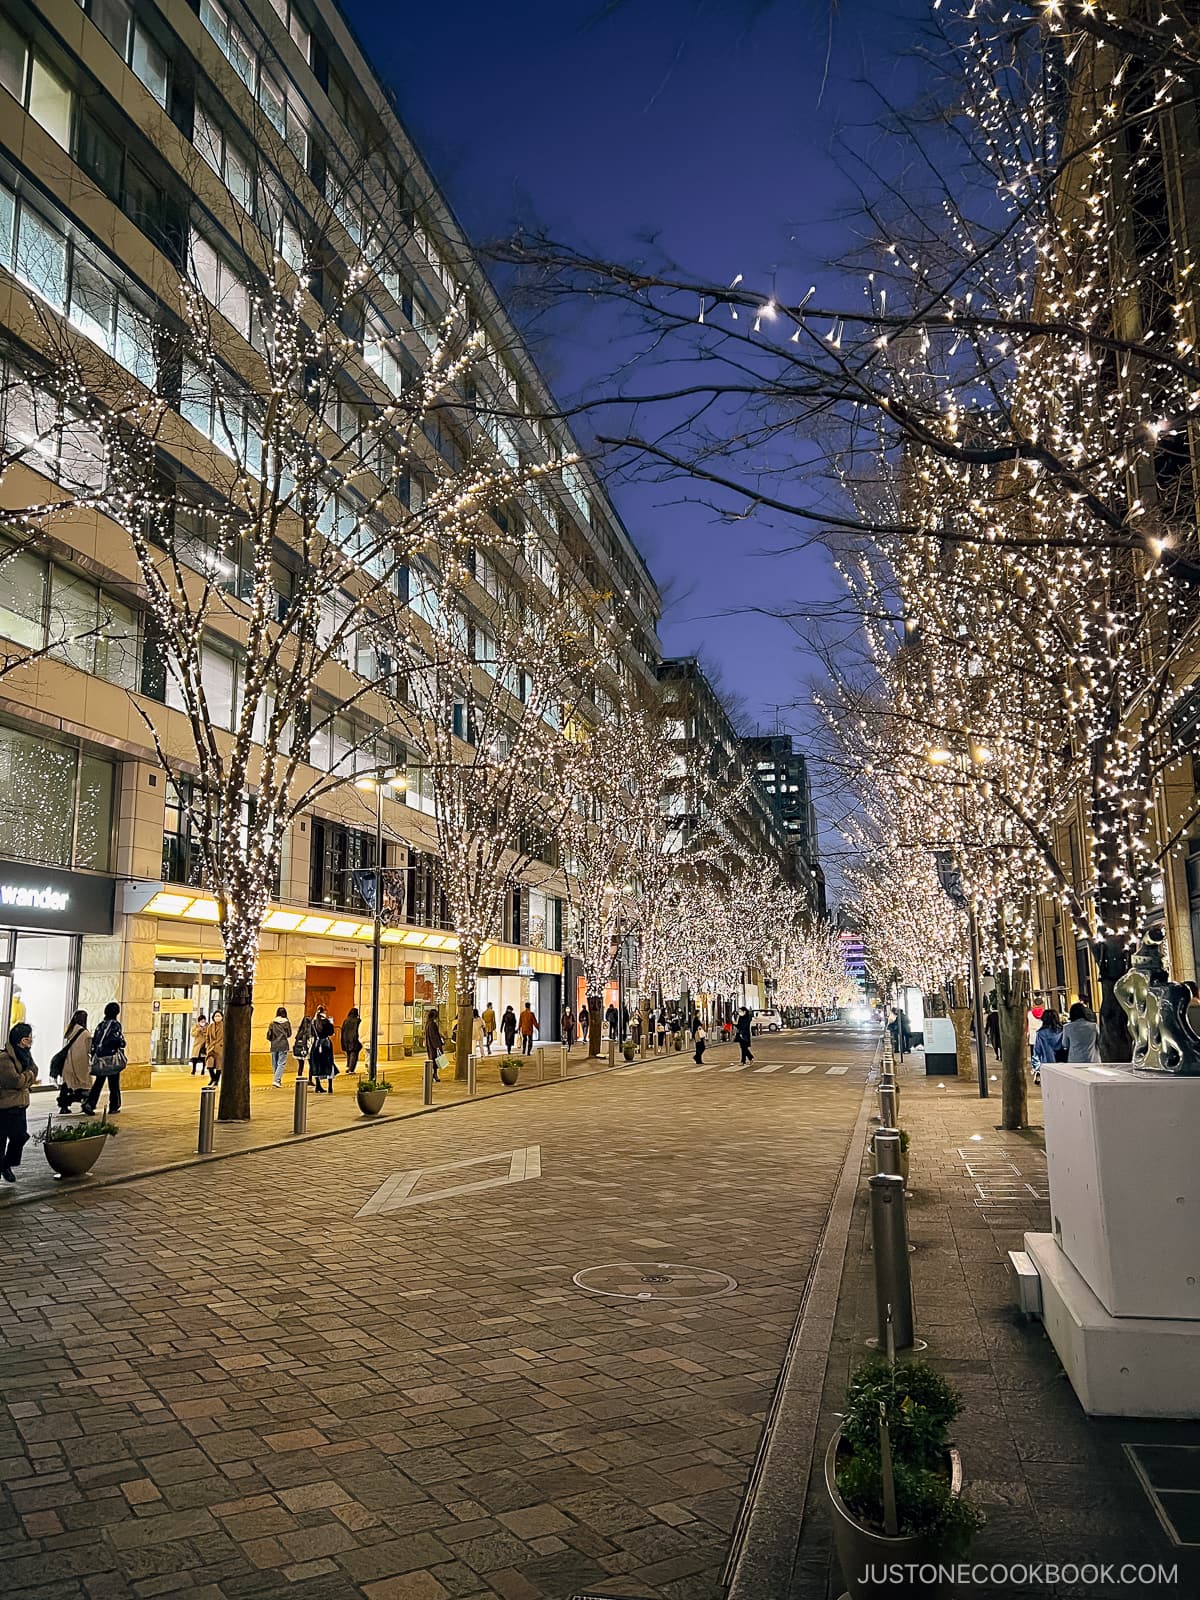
[343,0,924,739]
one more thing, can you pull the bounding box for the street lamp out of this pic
[925,741,991,1100]
[355,766,407,1077]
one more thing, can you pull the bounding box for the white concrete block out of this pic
[1040,1062,1200,1319]
[1024,1233,1200,1417]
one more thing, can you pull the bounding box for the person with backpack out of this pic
[51,1010,92,1113]
[267,1008,292,1087]
[341,1008,362,1075]
[83,1003,127,1115]
[293,1011,315,1076]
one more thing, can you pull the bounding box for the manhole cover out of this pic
[572,1262,737,1300]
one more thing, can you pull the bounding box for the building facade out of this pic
[0,0,662,1081]
[741,733,826,915]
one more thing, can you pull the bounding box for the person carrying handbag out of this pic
[51,1010,92,1113]
[424,1007,445,1082]
[83,1003,127,1115]
[293,1013,314,1076]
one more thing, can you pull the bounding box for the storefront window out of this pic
[0,721,115,870]
[4,931,78,1055]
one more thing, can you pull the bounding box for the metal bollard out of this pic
[467,1052,476,1095]
[608,1038,616,1067]
[874,1128,901,1177]
[879,1081,898,1129]
[869,1173,915,1352]
[560,1042,568,1078]
[292,1075,308,1135]
[423,1057,434,1106]
[197,1085,217,1154]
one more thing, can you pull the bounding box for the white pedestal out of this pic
[922,1015,958,1076]
[1024,1233,1200,1417]
[1040,1062,1200,1320]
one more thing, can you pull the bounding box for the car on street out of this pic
[753,1010,784,1033]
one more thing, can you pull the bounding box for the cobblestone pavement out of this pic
[3,1045,655,1208]
[790,1057,1200,1600]
[0,1024,875,1600]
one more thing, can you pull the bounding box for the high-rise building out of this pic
[0,0,662,1078]
[742,733,826,915]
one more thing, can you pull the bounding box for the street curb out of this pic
[723,1040,881,1600]
[0,1056,621,1208]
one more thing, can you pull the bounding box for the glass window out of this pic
[130,26,168,107]
[0,547,46,648]
[28,57,72,147]
[91,0,131,58]
[68,256,117,347]
[15,207,67,309]
[0,15,27,101]
[0,723,78,866]
[201,645,236,731]
[114,298,156,387]
[0,181,13,266]
[77,113,123,198]
[76,752,115,869]
[48,567,99,673]
[94,594,139,690]
[11,933,77,1059]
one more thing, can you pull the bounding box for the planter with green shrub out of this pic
[356,1079,392,1116]
[36,1118,118,1179]
[825,1357,982,1599]
[497,1055,522,1086]
[621,1041,636,1061]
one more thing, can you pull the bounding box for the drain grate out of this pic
[572,1261,737,1301]
[1124,1443,1200,1546]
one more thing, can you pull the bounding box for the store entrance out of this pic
[151,952,226,1069]
[304,965,356,1030]
[0,930,78,1057]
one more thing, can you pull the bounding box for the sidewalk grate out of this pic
[1124,1444,1200,1546]
[572,1261,737,1300]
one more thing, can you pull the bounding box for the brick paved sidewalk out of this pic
[2,1045,622,1208]
[784,1057,1200,1599]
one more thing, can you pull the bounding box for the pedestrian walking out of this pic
[481,1003,497,1055]
[692,1018,707,1065]
[578,1003,590,1046]
[51,1010,92,1113]
[605,1001,618,1041]
[471,1007,485,1060]
[204,1009,224,1087]
[425,1007,445,1081]
[560,1005,575,1048]
[501,1005,517,1052]
[341,1008,362,1075]
[519,1003,539,1056]
[267,1007,292,1087]
[0,1022,38,1182]
[293,1011,314,1075]
[656,1010,667,1050]
[83,1003,127,1115]
[310,1014,335,1091]
[1062,1001,1101,1064]
[1031,1008,1064,1083]
[734,1007,755,1065]
[985,1006,1001,1061]
[189,1012,208,1075]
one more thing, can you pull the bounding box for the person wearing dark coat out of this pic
[734,1008,755,1065]
[500,1006,517,1053]
[341,1009,362,1074]
[985,1007,1001,1060]
[83,1003,126,1114]
[293,1013,315,1076]
[605,1002,618,1041]
[310,1016,336,1091]
[424,1008,444,1081]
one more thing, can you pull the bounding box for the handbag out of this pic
[48,1046,68,1077]
[435,1052,449,1072]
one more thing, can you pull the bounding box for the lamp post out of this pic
[355,767,407,1078]
[926,741,991,1100]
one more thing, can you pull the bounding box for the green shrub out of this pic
[37,1119,118,1143]
[835,1357,982,1550]
[357,1079,393,1095]
[898,1128,910,1154]
[496,1055,523,1071]
[621,1041,636,1059]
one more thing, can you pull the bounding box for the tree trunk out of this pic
[454,975,474,1082]
[218,975,253,1122]
[994,965,1029,1132]
[588,993,603,1057]
[1096,936,1132,1063]
[948,1006,972,1076]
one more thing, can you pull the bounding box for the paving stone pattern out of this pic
[0,1027,873,1600]
[789,1060,1200,1600]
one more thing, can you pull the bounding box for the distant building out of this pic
[742,734,826,916]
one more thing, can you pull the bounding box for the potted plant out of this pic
[498,1055,522,1086]
[825,1357,982,1599]
[37,1118,118,1179]
[356,1078,392,1117]
[621,1041,636,1061]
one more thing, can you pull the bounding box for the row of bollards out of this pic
[870,1047,916,1352]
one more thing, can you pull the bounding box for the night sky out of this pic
[341,0,925,813]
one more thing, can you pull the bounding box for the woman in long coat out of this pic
[310,1016,336,1091]
[57,1010,92,1113]
[204,1011,225,1085]
[425,1008,444,1082]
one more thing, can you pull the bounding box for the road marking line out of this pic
[825,1064,849,1075]
[684,1063,716,1072]
[721,1063,753,1072]
[754,1064,783,1073]
[791,1064,818,1074]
